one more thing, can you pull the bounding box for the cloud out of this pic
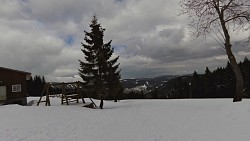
[0,0,249,82]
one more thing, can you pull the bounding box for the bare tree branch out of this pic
[180,0,250,102]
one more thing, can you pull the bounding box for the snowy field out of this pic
[1,98,250,141]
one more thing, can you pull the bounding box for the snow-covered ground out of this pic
[1,98,250,141]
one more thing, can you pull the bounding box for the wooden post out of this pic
[45,84,50,106]
[61,82,69,105]
[61,82,66,105]
[77,81,85,103]
[89,98,97,107]
[61,83,64,105]
[65,83,69,105]
[37,83,48,106]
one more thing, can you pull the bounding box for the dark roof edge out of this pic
[0,67,31,75]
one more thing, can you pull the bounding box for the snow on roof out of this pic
[0,66,31,74]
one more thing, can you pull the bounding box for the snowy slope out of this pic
[1,98,250,141]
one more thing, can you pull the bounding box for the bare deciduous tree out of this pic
[180,0,250,102]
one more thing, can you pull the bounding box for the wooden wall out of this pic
[0,68,29,101]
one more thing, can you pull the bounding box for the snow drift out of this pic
[0,98,250,141]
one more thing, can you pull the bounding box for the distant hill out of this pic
[145,58,250,99]
[145,75,193,99]
[121,75,179,94]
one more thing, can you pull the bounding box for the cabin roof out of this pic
[0,67,31,75]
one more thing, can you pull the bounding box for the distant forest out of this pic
[27,57,250,99]
[145,57,250,99]
[27,75,46,97]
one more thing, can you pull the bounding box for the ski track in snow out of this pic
[1,98,250,141]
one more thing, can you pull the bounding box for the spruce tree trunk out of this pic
[225,43,244,102]
[99,94,103,109]
[114,94,118,102]
[114,91,118,102]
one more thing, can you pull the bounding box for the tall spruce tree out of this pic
[79,16,122,108]
[204,67,213,98]
[27,75,46,97]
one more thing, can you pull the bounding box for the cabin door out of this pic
[0,86,7,100]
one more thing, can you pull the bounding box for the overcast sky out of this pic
[1,0,250,82]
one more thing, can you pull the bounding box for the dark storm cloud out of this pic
[0,0,249,81]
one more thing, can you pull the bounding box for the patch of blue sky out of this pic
[64,35,75,46]
[19,0,32,18]
[33,20,46,29]
[114,0,124,3]
[113,45,127,54]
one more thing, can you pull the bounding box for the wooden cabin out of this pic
[0,67,31,105]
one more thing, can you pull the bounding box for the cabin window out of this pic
[12,84,21,92]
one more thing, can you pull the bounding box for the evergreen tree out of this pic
[191,71,204,98]
[79,16,122,108]
[27,77,33,96]
[224,62,235,98]
[27,75,46,97]
[106,57,122,102]
[241,57,250,97]
[204,67,211,96]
